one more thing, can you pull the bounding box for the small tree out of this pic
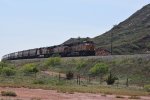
[106,71,118,85]
[66,71,74,80]
[89,63,108,83]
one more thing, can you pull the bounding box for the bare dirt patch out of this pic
[0,87,149,100]
[42,71,66,77]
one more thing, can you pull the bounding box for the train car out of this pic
[29,48,38,58]
[18,51,23,59]
[40,46,55,57]
[70,41,95,56]
[10,53,15,60]
[39,47,48,57]
[22,50,30,58]
[7,54,10,60]
[53,45,70,56]
[47,46,55,57]
[14,52,18,59]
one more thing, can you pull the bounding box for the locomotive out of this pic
[2,41,95,61]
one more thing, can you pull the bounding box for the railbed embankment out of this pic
[9,54,150,66]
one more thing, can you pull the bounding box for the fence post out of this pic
[79,74,80,85]
[59,72,60,82]
[88,75,91,84]
[77,75,79,85]
[126,77,129,87]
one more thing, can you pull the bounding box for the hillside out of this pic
[63,37,91,45]
[7,54,150,93]
[92,4,150,54]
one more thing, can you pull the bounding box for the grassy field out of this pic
[0,75,148,96]
[0,55,150,96]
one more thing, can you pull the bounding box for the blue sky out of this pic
[0,0,149,59]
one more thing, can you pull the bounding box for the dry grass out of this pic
[31,97,41,100]
[128,95,141,99]
[101,94,107,97]
[0,83,148,96]
[116,95,125,98]
[38,85,149,96]
[2,56,150,97]
[1,91,17,97]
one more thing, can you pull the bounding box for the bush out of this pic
[1,91,17,97]
[66,71,74,80]
[106,72,118,85]
[144,85,150,92]
[0,62,8,68]
[89,63,108,76]
[76,60,86,70]
[1,67,16,76]
[22,63,39,75]
[55,81,65,86]
[44,57,61,67]
[33,79,45,84]
[128,96,141,99]
[38,64,49,71]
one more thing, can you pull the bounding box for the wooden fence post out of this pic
[59,72,60,81]
[79,75,80,85]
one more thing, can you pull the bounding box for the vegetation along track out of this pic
[9,54,150,64]
[1,53,150,98]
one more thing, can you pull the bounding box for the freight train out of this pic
[2,41,95,61]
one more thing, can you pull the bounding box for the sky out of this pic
[0,0,150,59]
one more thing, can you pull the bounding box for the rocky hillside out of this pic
[63,4,150,55]
[92,4,150,54]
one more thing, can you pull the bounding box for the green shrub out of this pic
[66,71,74,80]
[33,79,45,84]
[44,57,61,66]
[106,72,118,85]
[144,85,150,92]
[0,68,2,74]
[0,62,8,68]
[1,67,16,76]
[76,60,86,70]
[22,63,39,75]
[89,63,108,76]
[1,91,17,97]
[55,81,65,85]
[39,64,49,71]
